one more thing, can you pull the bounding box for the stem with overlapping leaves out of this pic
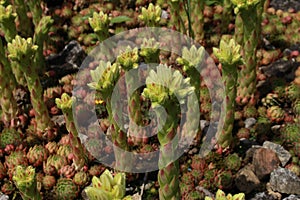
[0,39,18,127]
[142,64,194,199]
[55,93,87,170]
[232,0,262,105]
[88,61,130,171]
[213,38,243,148]
[7,36,55,139]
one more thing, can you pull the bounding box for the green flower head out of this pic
[7,35,38,62]
[0,4,16,23]
[143,64,194,107]
[138,3,162,26]
[116,46,139,70]
[177,45,205,72]
[231,0,260,13]
[140,38,160,60]
[89,11,110,32]
[55,93,73,111]
[88,61,120,100]
[213,38,243,66]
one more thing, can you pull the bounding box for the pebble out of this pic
[263,141,291,167]
[245,118,257,129]
[269,167,300,195]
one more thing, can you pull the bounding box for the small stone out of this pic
[245,118,256,129]
[283,195,300,200]
[253,148,281,180]
[270,167,300,195]
[263,141,291,166]
[0,193,9,200]
[235,164,260,194]
[250,192,278,200]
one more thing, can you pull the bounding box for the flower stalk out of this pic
[142,64,194,199]
[213,38,243,148]
[55,93,87,170]
[232,0,262,105]
[7,35,55,139]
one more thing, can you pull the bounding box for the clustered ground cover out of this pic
[0,0,299,199]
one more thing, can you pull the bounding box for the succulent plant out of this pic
[84,169,131,200]
[116,46,139,71]
[59,165,76,178]
[168,0,184,31]
[0,4,17,42]
[286,82,300,101]
[177,45,205,100]
[225,153,241,172]
[55,178,78,200]
[56,93,87,170]
[205,189,245,200]
[216,170,233,190]
[0,31,18,127]
[280,123,300,145]
[12,165,41,200]
[7,35,56,139]
[5,150,28,179]
[262,93,282,107]
[140,37,160,63]
[243,105,257,118]
[232,0,262,105]
[0,128,22,149]
[45,141,58,154]
[42,175,56,190]
[43,154,68,175]
[27,145,49,167]
[138,3,162,27]
[56,145,73,162]
[33,16,54,74]
[88,11,110,42]
[73,171,89,186]
[0,161,7,180]
[1,181,15,195]
[12,0,33,36]
[213,38,243,148]
[190,0,205,42]
[266,105,285,123]
[142,64,194,199]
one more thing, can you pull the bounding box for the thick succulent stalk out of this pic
[12,0,33,36]
[256,0,266,47]
[168,0,184,32]
[33,16,53,74]
[234,13,243,46]
[142,64,194,199]
[26,0,43,27]
[0,4,25,85]
[55,93,87,170]
[88,61,130,171]
[213,38,243,148]
[222,0,233,33]
[190,0,205,42]
[232,0,261,105]
[12,166,42,200]
[7,36,54,138]
[117,47,144,145]
[0,38,18,127]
